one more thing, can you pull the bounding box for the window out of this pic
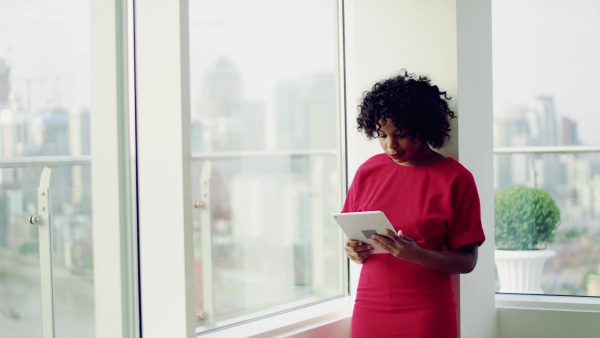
[0,0,95,336]
[187,0,346,332]
[493,0,600,297]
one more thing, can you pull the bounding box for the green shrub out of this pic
[494,185,561,250]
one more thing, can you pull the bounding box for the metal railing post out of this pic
[29,166,55,338]
[199,161,215,328]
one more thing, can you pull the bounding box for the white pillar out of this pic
[91,0,137,337]
[136,0,196,337]
[456,1,496,337]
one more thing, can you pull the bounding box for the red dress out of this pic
[342,154,486,338]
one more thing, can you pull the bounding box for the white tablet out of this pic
[332,211,396,254]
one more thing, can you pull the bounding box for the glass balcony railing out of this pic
[188,149,343,332]
[494,146,600,296]
[0,156,93,338]
[0,148,344,335]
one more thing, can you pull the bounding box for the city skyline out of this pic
[0,5,599,336]
[2,0,600,145]
[492,0,600,146]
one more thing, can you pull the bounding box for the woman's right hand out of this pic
[345,239,374,264]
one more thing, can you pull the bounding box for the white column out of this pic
[91,0,137,337]
[456,1,496,337]
[135,0,196,337]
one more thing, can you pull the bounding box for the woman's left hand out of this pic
[372,229,479,274]
[371,229,422,262]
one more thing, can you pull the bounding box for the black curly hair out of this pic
[356,69,455,149]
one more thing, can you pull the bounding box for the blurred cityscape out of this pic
[1,1,598,337]
[0,54,344,334]
[188,56,342,325]
[494,96,600,295]
[0,55,94,337]
[0,56,93,268]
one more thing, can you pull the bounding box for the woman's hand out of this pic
[345,239,374,264]
[372,229,479,274]
[371,229,422,262]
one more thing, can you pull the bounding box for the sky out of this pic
[187,0,336,102]
[492,0,600,145]
[1,0,599,145]
[0,0,90,112]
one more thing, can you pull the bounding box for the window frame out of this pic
[91,0,138,337]
[134,0,197,337]
[134,0,348,336]
[132,0,599,337]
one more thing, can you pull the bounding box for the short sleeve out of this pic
[446,172,486,250]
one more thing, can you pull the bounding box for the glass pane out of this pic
[493,0,600,296]
[187,0,344,331]
[0,0,95,336]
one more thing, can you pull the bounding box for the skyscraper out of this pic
[527,96,558,146]
[197,56,242,152]
[0,59,10,108]
[559,117,579,145]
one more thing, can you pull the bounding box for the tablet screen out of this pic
[332,211,395,254]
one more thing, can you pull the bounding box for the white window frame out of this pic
[134,0,196,337]
[91,0,138,337]
[132,0,599,337]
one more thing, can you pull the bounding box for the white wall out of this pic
[497,307,600,338]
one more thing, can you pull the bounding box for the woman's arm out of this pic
[371,229,479,274]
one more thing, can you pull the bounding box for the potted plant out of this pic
[494,184,561,293]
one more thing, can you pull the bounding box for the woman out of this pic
[343,69,486,338]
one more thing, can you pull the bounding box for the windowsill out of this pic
[196,293,600,337]
[197,296,354,337]
[495,293,600,312]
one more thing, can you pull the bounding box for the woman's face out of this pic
[377,119,429,166]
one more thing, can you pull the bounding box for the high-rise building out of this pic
[197,57,242,152]
[0,60,14,243]
[200,56,242,118]
[527,96,558,146]
[0,109,29,187]
[272,73,336,151]
[559,117,579,145]
[0,59,10,108]
[69,107,91,205]
[493,107,532,189]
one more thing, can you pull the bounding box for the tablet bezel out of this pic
[332,210,396,254]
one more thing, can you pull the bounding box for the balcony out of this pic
[0,148,343,336]
[493,145,600,296]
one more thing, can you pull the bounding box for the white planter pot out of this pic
[494,249,555,294]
